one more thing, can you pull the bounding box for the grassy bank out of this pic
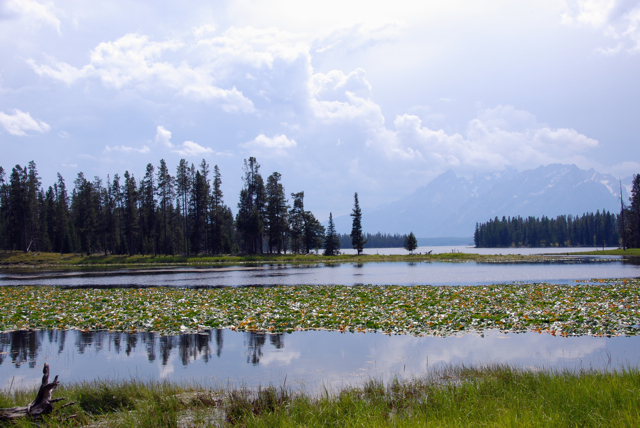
[1,365,639,427]
[0,251,560,268]
[567,248,640,257]
[2,279,638,336]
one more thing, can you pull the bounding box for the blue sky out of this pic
[1,0,639,219]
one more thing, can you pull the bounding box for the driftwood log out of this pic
[0,363,70,421]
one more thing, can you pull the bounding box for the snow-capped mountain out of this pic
[334,164,631,238]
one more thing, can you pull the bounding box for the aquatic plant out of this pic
[1,279,639,337]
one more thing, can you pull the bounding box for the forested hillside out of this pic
[0,157,325,256]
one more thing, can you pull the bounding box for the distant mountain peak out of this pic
[332,163,630,237]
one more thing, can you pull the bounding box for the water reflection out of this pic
[2,329,640,393]
[0,329,284,369]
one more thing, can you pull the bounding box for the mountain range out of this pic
[333,164,632,238]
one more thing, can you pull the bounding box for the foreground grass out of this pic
[0,251,560,268]
[2,366,640,427]
[1,279,639,336]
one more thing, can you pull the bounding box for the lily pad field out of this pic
[2,278,640,337]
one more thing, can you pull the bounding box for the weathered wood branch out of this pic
[0,363,66,421]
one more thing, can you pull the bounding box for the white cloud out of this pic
[561,0,640,53]
[155,125,173,148]
[611,161,640,177]
[377,106,599,172]
[4,0,61,34]
[104,145,150,154]
[241,133,297,157]
[172,141,213,157]
[312,22,404,54]
[310,69,384,127]
[154,125,214,156]
[193,24,216,40]
[27,33,256,113]
[0,109,51,136]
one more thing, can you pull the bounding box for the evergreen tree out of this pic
[122,171,139,255]
[288,191,304,253]
[404,232,418,254]
[350,192,366,255]
[189,162,210,255]
[630,174,640,248]
[175,159,192,254]
[324,212,340,256]
[156,159,174,255]
[0,167,8,249]
[55,173,73,253]
[140,163,157,255]
[236,157,264,254]
[210,165,225,254]
[265,172,289,253]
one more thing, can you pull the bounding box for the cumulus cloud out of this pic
[375,106,599,172]
[241,134,297,157]
[561,0,640,53]
[153,125,213,157]
[155,125,173,148]
[0,109,51,136]
[4,0,61,34]
[310,68,384,127]
[104,145,150,154]
[27,33,255,113]
[171,141,213,157]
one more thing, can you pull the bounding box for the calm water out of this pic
[1,329,639,393]
[1,257,638,287]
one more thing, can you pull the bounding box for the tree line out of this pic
[473,211,620,248]
[338,232,409,249]
[0,157,382,257]
[473,173,640,249]
[0,158,335,256]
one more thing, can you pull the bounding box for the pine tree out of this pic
[289,191,305,254]
[156,159,174,255]
[122,171,138,255]
[236,157,264,254]
[630,174,640,248]
[350,192,366,254]
[404,232,418,254]
[210,165,225,254]
[265,172,289,253]
[324,212,340,256]
[175,159,192,254]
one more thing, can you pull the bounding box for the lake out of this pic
[2,328,639,394]
[1,255,638,287]
[1,252,639,393]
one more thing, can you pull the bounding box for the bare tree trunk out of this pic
[0,363,69,421]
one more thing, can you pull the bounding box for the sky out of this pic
[1,0,639,220]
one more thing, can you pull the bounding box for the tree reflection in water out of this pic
[0,329,285,368]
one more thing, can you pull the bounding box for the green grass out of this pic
[2,366,640,427]
[0,250,556,268]
[1,279,639,336]
[567,248,640,256]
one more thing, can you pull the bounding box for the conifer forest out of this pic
[474,172,640,250]
[0,157,326,255]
